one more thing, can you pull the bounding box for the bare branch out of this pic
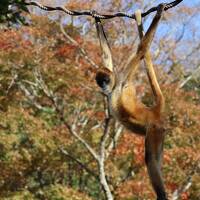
[97,97,114,200]
[59,22,99,69]
[60,148,99,180]
[20,66,100,161]
[6,70,18,95]
[172,163,200,200]
[100,96,112,161]
[18,66,115,199]
[67,122,99,161]
[106,123,123,159]
[178,65,200,89]
[18,83,44,110]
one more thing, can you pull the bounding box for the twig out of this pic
[171,163,199,200]
[59,22,99,69]
[6,73,18,95]
[98,97,113,200]
[60,148,100,180]
[18,66,115,199]
[25,0,183,20]
[17,67,99,161]
[18,83,44,110]
[106,123,123,159]
[178,65,200,89]
[67,122,100,161]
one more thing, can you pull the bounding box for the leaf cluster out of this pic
[0,0,28,25]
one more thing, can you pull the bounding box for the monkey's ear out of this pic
[95,18,114,72]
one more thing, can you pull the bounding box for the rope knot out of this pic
[90,10,99,18]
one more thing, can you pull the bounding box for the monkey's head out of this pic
[96,68,115,95]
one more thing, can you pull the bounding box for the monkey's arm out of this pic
[135,9,165,113]
[95,18,114,72]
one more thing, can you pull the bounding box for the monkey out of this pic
[95,4,167,200]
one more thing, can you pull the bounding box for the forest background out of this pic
[0,0,199,199]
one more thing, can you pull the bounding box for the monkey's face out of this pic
[96,69,115,94]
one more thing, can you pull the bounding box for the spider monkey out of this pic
[95,4,167,200]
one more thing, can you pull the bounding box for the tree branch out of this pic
[60,148,100,180]
[98,97,114,200]
[59,22,99,69]
[178,65,200,89]
[172,163,199,200]
[106,123,123,159]
[21,66,100,161]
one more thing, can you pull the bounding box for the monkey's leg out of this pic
[145,124,167,200]
[143,53,165,112]
[135,9,165,113]
[137,4,165,57]
[124,4,165,83]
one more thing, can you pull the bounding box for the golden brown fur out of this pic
[95,4,167,200]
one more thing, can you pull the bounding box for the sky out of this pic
[30,0,200,36]
[28,0,200,71]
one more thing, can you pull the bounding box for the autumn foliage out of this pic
[0,1,199,200]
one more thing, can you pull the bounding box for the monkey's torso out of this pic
[109,83,160,135]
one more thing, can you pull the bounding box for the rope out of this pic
[25,0,183,20]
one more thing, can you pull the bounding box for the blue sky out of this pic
[29,0,200,71]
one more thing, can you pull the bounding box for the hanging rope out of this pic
[25,0,183,20]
